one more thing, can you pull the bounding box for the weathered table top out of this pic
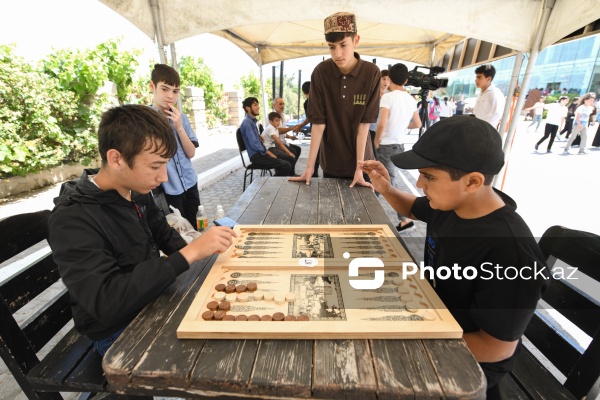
[103,177,486,399]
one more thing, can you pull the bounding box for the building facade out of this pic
[441,34,600,99]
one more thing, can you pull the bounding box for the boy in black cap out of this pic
[359,115,549,397]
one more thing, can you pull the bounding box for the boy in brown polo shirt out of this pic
[290,12,380,187]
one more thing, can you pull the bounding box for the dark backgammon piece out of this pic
[235,314,248,321]
[214,310,226,320]
[260,315,273,321]
[206,301,219,311]
[297,315,310,321]
[225,284,236,293]
[272,312,285,321]
[236,284,247,293]
[215,283,226,292]
[218,301,231,311]
[201,311,214,321]
[284,315,297,321]
[246,282,258,292]
[222,315,235,321]
[248,314,261,321]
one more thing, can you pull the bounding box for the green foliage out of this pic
[0,39,142,178]
[0,45,81,176]
[96,40,141,104]
[237,71,261,99]
[178,56,228,128]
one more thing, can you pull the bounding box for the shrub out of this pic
[178,56,228,127]
[0,45,83,177]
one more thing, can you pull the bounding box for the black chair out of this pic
[0,210,109,399]
[498,225,600,400]
[236,128,272,192]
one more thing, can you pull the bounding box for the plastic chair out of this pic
[236,128,272,192]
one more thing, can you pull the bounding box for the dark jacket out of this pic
[48,169,189,340]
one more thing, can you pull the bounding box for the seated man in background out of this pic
[239,97,291,176]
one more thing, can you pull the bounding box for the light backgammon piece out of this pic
[225,293,237,302]
[252,291,264,301]
[273,294,286,304]
[285,293,296,302]
[213,292,226,301]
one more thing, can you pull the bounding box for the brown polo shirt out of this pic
[308,53,380,177]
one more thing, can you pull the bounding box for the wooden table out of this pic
[103,177,486,399]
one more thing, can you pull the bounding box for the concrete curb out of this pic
[0,161,102,200]
[197,156,242,190]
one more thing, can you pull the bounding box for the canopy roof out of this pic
[101,0,600,66]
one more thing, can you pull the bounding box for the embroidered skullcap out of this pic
[324,12,357,34]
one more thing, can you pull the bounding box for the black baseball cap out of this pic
[391,115,505,174]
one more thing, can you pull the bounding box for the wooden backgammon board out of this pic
[177,225,462,339]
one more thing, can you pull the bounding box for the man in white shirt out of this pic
[473,64,505,129]
[272,97,301,175]
[374,63,422,233]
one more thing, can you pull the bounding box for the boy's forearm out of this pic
[307,124,325,168]
[356,123,370,163]
[176,125,196,158]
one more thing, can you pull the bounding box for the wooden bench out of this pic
[499,225,600,400]
[0,210,109,399]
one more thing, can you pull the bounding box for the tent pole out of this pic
[149,0,167,64]
[259,51,268,126]
[497,51,525,137]
[493,0,556,189]
[170,43,183,112]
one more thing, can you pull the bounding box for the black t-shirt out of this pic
[411,189,549,386]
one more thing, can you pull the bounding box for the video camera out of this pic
[406,66,448,90]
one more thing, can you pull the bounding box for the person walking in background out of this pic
[563,93,597,155]
[438,97,452,120]
[473,64,505,128]
[429,96,441,125]
[525,97,545,132]
[448,96,457,115]
[534,96,568,153]
[558,97,579,140]
[149,64,200,228]
[455,96,465,115]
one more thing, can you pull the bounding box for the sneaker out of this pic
[578,151,587,155]
[563,150,569,155]
[396,221,415,233]
[547,149,552,153]
[534,144,539,151]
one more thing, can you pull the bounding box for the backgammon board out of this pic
[177,225,462,339]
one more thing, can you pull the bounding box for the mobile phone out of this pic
[214,217,238,228]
